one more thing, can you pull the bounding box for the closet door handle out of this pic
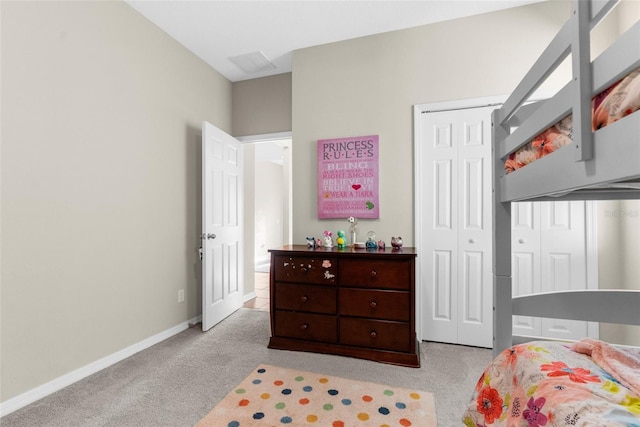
[518,239,526,244]
[468,238,476,244]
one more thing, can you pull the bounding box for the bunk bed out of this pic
[464,0,640,425]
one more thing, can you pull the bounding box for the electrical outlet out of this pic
[178,289,185,303]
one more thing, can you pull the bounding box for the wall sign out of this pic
[317,135,379,219]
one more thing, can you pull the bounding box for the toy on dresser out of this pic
[391,237,403,250]
[323,230,333,247]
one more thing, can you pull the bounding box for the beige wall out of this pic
[232,73,292,137]
[597,200,640,346]
[1,1,232,402]
[291,1,570,246]
[618,0,640,34]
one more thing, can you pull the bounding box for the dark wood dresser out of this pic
[268,245,419,367]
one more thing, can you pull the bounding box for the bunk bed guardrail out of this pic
[495,1,640,202]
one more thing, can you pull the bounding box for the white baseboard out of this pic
[0,316,201,418]
[243,291,257,302]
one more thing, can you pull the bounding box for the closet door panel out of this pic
[540,201,589,339]
[463,158,484,230]
[457,109,493,347]
[428,249,458,342]
[434,160,453,229]
[511,202,541,335]
[420,111,459,344]
[460,250,489,347]
[419,105,493,348]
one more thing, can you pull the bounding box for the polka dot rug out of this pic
[195,364,436,427]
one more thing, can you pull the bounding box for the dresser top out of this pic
[269,245,416,257]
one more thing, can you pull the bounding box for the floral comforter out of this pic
[505,67,640,173]
[463,340,640,426]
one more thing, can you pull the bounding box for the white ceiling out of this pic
[126,0,545,82]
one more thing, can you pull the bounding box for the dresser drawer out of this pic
[273,255,337,286]
[339,318,410,353]
[338,289,409,321]
[274,311,337,343]
[339,259,410,290]
[275,283,336,314]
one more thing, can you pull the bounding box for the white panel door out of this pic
[511,201,592,340]
[419,105,493,348]
[511,202,542,336]
[422,111,458,343]
[202,121,244,331]
[540,201,589,339]
[457,111,492,347]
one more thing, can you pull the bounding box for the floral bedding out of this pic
[463,340,640,426]
[505,67,640,173]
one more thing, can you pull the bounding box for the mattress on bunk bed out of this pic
[505,67,640,174]
[462,339,640,426]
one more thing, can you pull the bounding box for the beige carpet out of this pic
[2,309,492,426]
[196,364,436,427]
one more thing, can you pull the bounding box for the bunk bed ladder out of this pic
[492,108,512,357]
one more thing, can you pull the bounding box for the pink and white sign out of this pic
[317,135,379,219]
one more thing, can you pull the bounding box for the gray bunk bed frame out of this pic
[492,0,640,356]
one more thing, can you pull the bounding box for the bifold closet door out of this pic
[512,201,591,340]
[419,106,494,348]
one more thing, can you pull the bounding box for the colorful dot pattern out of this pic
[196,364,436,427]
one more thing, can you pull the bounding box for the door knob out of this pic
[207,233,216,240]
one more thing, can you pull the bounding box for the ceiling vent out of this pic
[228,51,276,74]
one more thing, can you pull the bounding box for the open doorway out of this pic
[238,133,292,310]
[253,138,292,273]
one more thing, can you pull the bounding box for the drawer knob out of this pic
[301,295,308,303]
[301,323,309,330]
[370,331,377,339]
[369,270,377,278]
[369,301,377,308]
